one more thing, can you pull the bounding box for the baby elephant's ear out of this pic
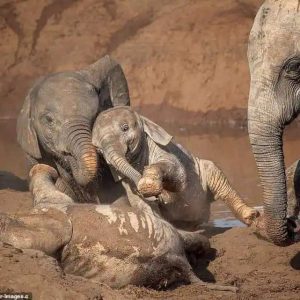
[17,92,42,159]
[141,116,173,146]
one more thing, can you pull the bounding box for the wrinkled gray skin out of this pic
[248,0,300,245]
[92,107,259,230]
[0,165,237,292]
[17,55,130,203]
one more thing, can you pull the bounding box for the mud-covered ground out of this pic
[0,172,299,300]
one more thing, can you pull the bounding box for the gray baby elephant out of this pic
[17,55,130,203]
[92,106,259,230]
[0,165,236,292]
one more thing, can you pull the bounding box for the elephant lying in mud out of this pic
[0,165,237,292]
[17,55,130,203]
[92,106,259,230]
[247,0,300,245]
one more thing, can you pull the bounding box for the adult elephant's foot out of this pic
[138,166,163,198]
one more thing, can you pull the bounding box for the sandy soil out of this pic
[0,0,263,126]
[0,173,299,300]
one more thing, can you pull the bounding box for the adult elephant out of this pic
[248,0,300,245]
[17,55,130,203]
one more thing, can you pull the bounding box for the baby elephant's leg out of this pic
[178,229,210,255]
[177,229,211,271]
[0,208,71,255]
[29,164,74,211]
[0,164,73,254]
[199,159,259,225]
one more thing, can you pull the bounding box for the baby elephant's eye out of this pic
[45,115,54,124]
[121,123,129,132]
[41,112,54,126]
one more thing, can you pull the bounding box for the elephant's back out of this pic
[61,204,184,287]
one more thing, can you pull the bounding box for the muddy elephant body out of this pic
[0,165,214,290]
[17,55,130,204]
[247,0,300,245]
[61,204,194,288]
[92,107,258,230]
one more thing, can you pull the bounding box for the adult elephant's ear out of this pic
[141,116,173,146]
[79,55,130,107]
[17,92,41,159]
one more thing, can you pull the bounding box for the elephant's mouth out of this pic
[126,143,140,162]
[126,136,144,162]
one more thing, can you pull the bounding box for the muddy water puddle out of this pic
[1,119,300,227]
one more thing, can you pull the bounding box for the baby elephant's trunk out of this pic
[102,140,142,186]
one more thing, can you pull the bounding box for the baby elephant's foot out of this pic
[249,213,268,241]
[29,164,58,180]
[239,206,260,226]
[138,166,163,197]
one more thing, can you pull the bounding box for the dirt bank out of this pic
[0,0,263,125]
[0,176,299,299]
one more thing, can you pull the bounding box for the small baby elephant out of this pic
[0,164,236,291]
[92,106,259,230]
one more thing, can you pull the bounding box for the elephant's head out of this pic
[92,106,172,186]
[248,1,300,245]
[17,56,130,186]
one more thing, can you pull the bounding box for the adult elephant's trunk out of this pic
[248,104,291,246]
[101,139,141,186]
[64,119,98,186]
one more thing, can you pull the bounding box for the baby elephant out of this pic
[0,164,236,291]
[92,106,258,230]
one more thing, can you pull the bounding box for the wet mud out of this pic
[0,119,299,299]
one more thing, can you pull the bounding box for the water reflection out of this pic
[1,119,299,227]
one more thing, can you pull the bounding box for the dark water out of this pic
[1,119,300,227]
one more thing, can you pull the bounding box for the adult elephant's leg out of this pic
[198,159,259,225]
